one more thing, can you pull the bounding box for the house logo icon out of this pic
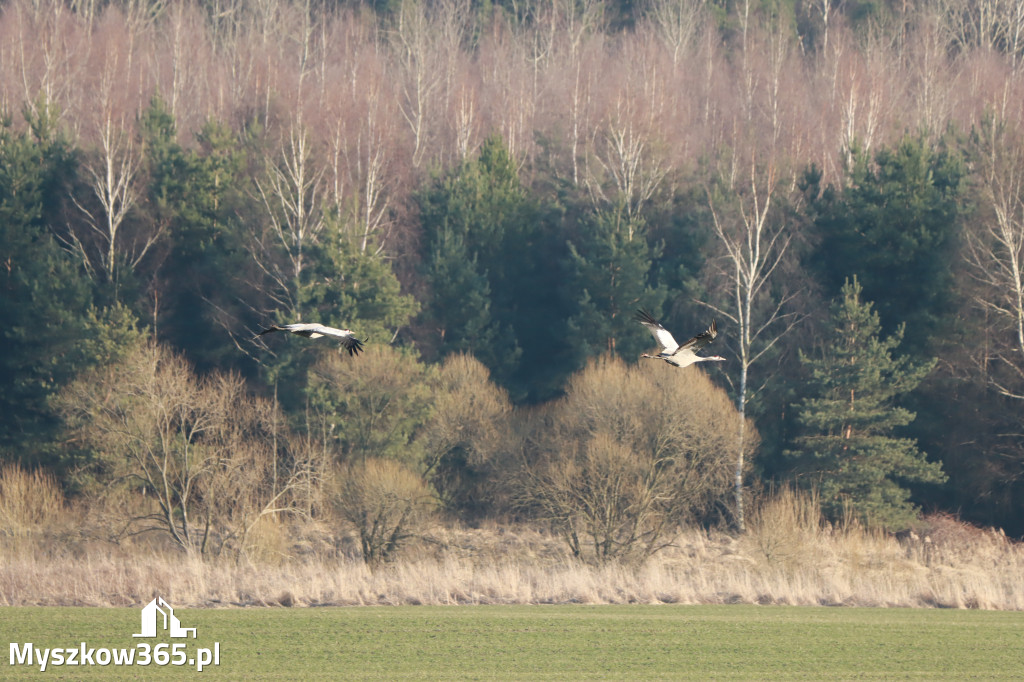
[133,597,197,639]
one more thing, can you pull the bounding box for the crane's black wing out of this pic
[677,319,717,353]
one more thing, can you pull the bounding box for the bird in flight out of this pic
[256,323,364,356]
[635,310,725,368]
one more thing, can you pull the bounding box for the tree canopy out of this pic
[2,0,1024,538]
[786,279,945,530]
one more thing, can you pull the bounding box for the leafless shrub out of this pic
[908,512,1013,567]
[72,485,150,548]
[54,340,314,557]
[417,353,515,516]
[520,355,749,563]
[195,380,324,560]
[332,457,435,567]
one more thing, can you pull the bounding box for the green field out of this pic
[3,604,1023,680]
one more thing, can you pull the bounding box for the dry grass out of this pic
[0,463,68,557]
[2,499,1022,610]
[0,463,66,531]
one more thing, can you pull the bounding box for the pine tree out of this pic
[417,135,558,400]
[786,278,945,530]
[140,98,251,372]
[563,206,666,368]
[809,135,965,355]
[0,102,141,469]
[260,212,420,413]
[420,224,497,357]
[301,213,420,342]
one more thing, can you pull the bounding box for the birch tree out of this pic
[77,114,144,272]
[936,0,1024,69]
[829,30,896,170]
[349,102,394,256]
[643,0,705,66]
[252,120,325,319]
[8,1,87,123]
[391,0,444,168]
[586,95,670,224]
[705,158,801,531]
[965,115,1024,399]
[328,81,399,256]
[67,109,155,298]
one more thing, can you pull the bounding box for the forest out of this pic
[2,0,1024,574]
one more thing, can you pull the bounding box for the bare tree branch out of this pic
[704,154,803,531]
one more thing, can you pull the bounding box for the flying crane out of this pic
[635,310,725,368]
[256,323,364,357]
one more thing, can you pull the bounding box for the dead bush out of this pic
[908,513,1013,567]
[417,353,516,517]
[333,457,435,566]
[520,355,751,563]
[54,341,318,556]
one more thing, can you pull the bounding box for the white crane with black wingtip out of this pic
[256,323,364,357]
[635,309,725,368]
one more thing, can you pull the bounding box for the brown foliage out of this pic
[54,341,317,557]
[333,457,435,567]
[417,353,516,516]
[520,355,753,563]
